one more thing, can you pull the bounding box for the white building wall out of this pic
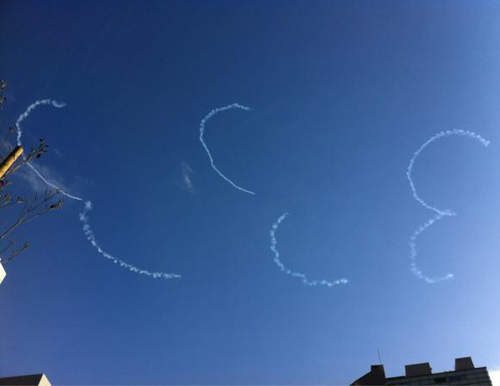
[0,262,5,285]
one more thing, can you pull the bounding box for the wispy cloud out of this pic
[181,162,195,194]
[17,160,70,194]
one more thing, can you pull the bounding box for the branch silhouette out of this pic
[0,81,63,264]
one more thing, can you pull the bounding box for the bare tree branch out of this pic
[0,80,64,264]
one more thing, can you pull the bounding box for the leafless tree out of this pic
[0,81,63,264]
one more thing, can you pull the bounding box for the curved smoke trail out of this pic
[15,99,83,201]
[199,103,255,195]
[79,202,180,279]
[15,100,181,280]
[407,129,490,283]
[270,212,349,287]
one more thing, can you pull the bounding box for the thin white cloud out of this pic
[181,162,195,194]
[17,160,69,194]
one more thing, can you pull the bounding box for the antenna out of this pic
[377,348,383,364]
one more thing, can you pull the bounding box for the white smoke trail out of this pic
[16,99,66,147]
[406,129,490,283]
[79,202,181,279]
[15,100,181,280]
[270,212,349,287]
[15,99,82,201]
[199,103,255,195]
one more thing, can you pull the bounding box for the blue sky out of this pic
[2,1,500,384]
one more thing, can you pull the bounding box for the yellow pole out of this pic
[0,146,23,180]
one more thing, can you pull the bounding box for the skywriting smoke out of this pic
[79,202,180,279]
[18,102,490,286]
[15,99,83,201]
[199,103,255,195]
[270,212,349,287]
[15,100,181,280]
[406,129,490,283]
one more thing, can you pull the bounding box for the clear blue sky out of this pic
[1,1,500,384]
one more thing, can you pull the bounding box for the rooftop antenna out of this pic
[377,348,383,365]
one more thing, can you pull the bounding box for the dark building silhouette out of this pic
[0,373,51,386]
[351,356,492,385]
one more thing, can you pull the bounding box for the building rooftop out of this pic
[351,356,492,385]
[0,373,51,386]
